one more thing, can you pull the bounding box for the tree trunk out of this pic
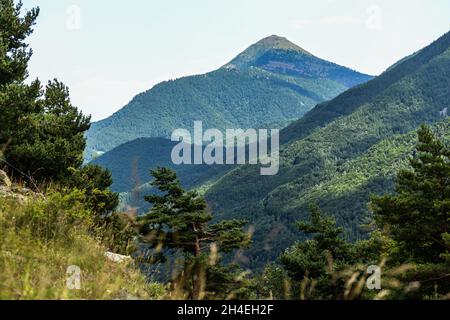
[191,225,204,300]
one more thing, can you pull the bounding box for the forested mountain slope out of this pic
[204,31,450,267]
[92,137,234,192]
[85,35,372,160]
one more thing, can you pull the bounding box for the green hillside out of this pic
[92,137,235,211]
[204,31,450,268]
[2,0,448,301]
[85,35,372,160]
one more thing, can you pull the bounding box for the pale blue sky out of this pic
[22,0,450,121]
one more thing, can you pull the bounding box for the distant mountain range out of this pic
[86,35,372,161]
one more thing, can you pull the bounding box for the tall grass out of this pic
[1,186,447,300]
[0,189,165,300]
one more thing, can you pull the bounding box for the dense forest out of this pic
[204,30,450,267]
[92,138,235,194]
[85,35,372,160]
[0,0,448,300]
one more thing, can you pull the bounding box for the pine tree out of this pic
[138,167,250,299]
[0,1,90,183]
[0,0,39,85]
[66,164,119,216]
[5,80,90,182]
[280,205,350,280]
[0,0,41,167]
[371,125,450,263]
[297,206,350,260]
[0,1,120,242]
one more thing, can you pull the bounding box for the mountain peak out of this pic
[224,35,313,70]
[254,35,310,53]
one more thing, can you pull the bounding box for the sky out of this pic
[22,0,450,121]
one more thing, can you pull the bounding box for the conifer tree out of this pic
[280,205,350,280]
[139,167,250,299]
[0,1,118,225]
[0,1,90,183]
[66,164,119,216]
[0,0,38,85]
[371,125,450,263]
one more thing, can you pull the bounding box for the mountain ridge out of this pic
[85,35,373,160]
[203,30,450,268]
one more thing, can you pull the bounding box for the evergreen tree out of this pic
[371,125,450,263]
[280,205,350,280]
[0,1,122,248]
[5,80,90,182]
[138,167,250,299]
[0,0,41,173]
[0,1,90,183]
[258,263,290,300]
[66,164,119,216]
[0,0,38,85]
[279,206,352,299]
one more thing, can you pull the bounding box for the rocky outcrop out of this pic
[0,169,42,203]
[104,251,133,264]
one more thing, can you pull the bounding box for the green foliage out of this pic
[372,125,450,263]
[0,0,39,84]
[442,232,450,263]
[257,263,290,300]
[1,1,448,300]
[66,164,119,216]
[279,206,354,298]
[368,125,450,298]
[296,206,350,261]
[62,164,137,254]
[138,167,250,299]
[204,31,450,268]
[12,189,92,240]
[274,129,450,300]
[99,212,139,255]
[0,0,129,262]
[0,1,90,183]
[92,137,234,208]
[139,167,249,256]
[0,190,164,299]
[3,80,91,182]
[0,0,120,234]
[86,37,372,159]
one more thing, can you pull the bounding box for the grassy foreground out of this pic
[0,187,165,300]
